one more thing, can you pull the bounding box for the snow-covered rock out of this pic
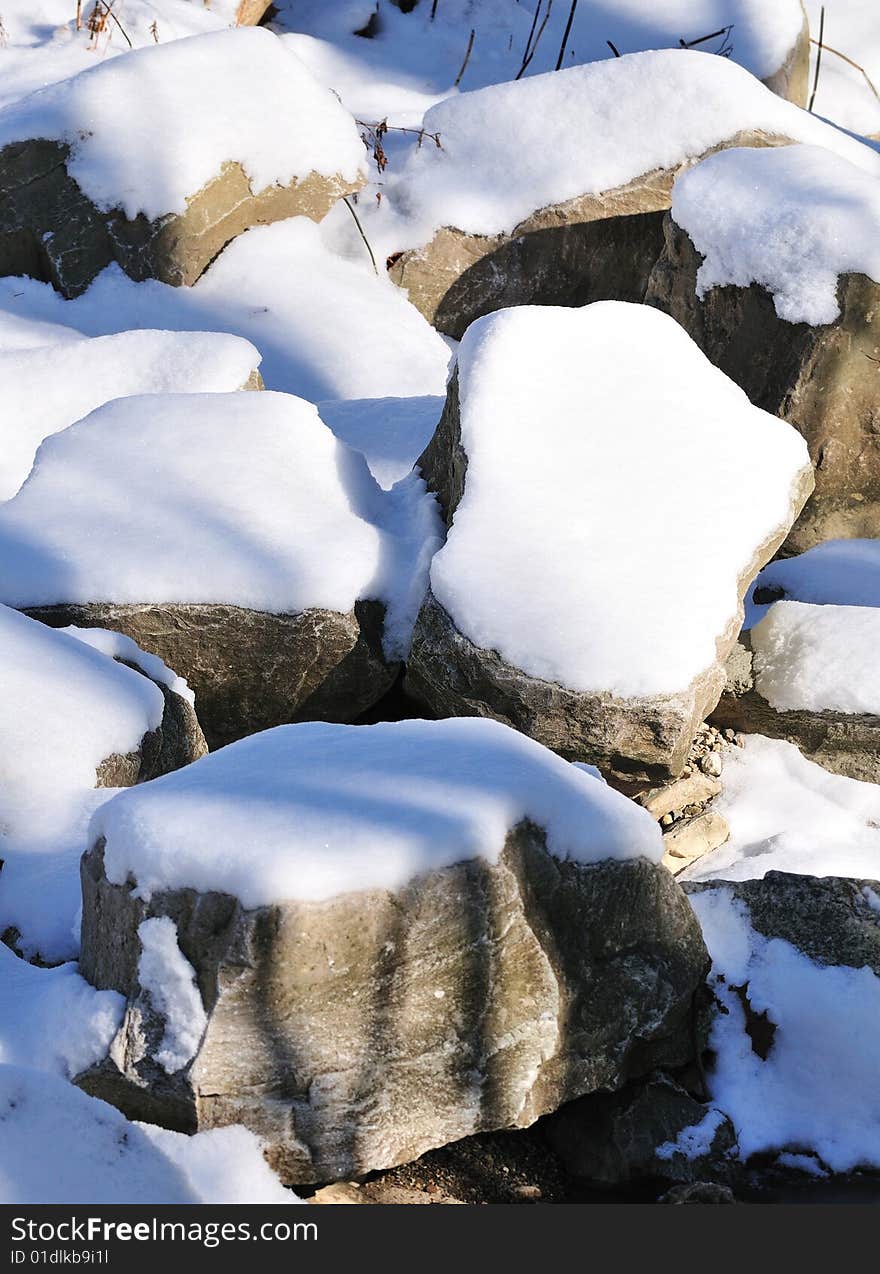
[747,538,880,627]
[0,605,205,962]
[648,143,880,551]
[0,28,367,296]
[381,49,880,337]
[75,716,708,1184]
[0,328,261,501]
[318,395,444,488]
[0,1064,296,1203]
[683,734,880,883]
[407,302,813,785]
[685,873,880,1174]
[712,602,880,784]
[0,390,439,746]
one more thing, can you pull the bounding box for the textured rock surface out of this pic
[0,140,363,298]
[546,1074,738,1186]
[646,216,880,552]
[96,671,206,788]
[710,636,880,784]
[25,601,395,751]
[684,871,880,974]
[75,831,708,1185]
[389,132,797,339]
[661,811,730,877]
[406,371,813,786]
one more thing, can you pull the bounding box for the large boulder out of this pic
[384,49,872,338]
[0,328,261,501]
[0,29,366,297]
[710,603,880,784]
[74,718,709,1185]
[646,143,880,551]
[0,605,204,963]
[0,391,429,748]
[406,302,813,786]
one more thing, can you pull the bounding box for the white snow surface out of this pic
[90,718,662,909]
[0,605,163,959]
[0,218,453,403]
[375,50,880,251]
[751,600,880,714]
[683,734,880,883]
[692,886,880,1172]
[0,943,123,1080]
[318,396,444,488]
[0,1065,297,1203]
[0,28,366,221]
[63,627,195,705]
[746,538,880,628]
[805,0,880,138]
[0,328,261,501]
[427,302,811,697]
[672,143,880,325]
[0,390,413,615]
[137,918,208,1074]
[655,1107,729,1162]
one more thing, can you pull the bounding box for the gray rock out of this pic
[26,601,396,752]
[0,140,362,299]
[711,637,880,785]
[546,1074,738,1186]
[684,872,880,975]
[405,371,812,787]
[646,215,880,553]
[75,831,709,1185]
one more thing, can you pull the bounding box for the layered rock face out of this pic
[72,718,708,1184]
[406,303,813,786]
[0,29,366,297]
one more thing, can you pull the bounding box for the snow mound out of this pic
[386,49,880,245]
[0,329,261,501]
[428,302,811,698]
[0,28,366,221]
[0,1065,296,1203]
[63,627,195,705]
[90,717,662,909]
[0,390,399,613]
[684,734,880,883]
[672,144,880,325]
[692,886,880,1173]
[318,396,444,488]
[752,600,880,715]
[0,604,164,959]
[748,539,880,626]
[0,943,123,1080]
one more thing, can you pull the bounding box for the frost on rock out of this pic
[0,328,261,501]
[409,302,812,781]
[687,879,880,1174]
[136,918,207,1075]
[671,144,880,326]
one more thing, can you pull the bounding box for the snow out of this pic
[0,390,400,613]
[683,734,880,883]
[805,0,880,138]
[278,1,805,114]
[0,329,261,501]
[0,943,124,1080]
[751,600,880,714]
[671,143,880,325]
[0,604,163,960]
[427,302,811,698]
[655,1107,729,1161]
[0,29,366,221]
[63,626,195,705]
[691,886,880,1172]
[0,218,452,403]
[746,538,880,628]
[90,717,662,910]
[0,1065,297,1203]
[318,396,444,488]
[137,918,207,1074]
[369,49,880,253]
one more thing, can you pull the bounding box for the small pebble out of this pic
[661,813,675,827]
[699,751,723,778]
